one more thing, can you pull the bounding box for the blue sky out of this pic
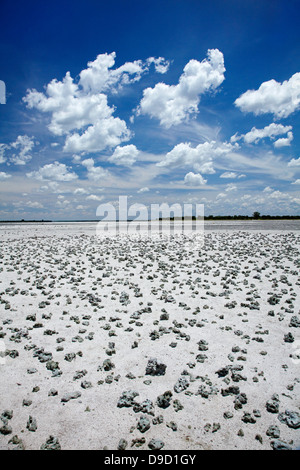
[0,0,300,220]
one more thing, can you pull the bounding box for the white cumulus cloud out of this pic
[0,171,11,180]
[137,187,150,193]
[287,157,300,167]
[63,115,131,154]
[146,57,170,74]
[79,52,170,94]
[81,158,110,181]
[9,135,35,165]
[26,201,44,209]
[24,73,131,153]
[157,140,237,173]
[86,194,105,201]
[274,131,293,148]
[108,144,139,166]
[79,52,146,94]
[26,161,78,182]
[234,72,300,118]
[184,172,207,186]
[225,183,237,192]
[23,52,170,154]
[137,49,225,128]
[73,187,88,195]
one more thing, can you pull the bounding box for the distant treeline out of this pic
[1,215,299,223]
[0,219,52,223]
[204,215,300,220]
[159,215,300,221]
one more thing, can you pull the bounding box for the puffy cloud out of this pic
[231,123,293,145]
[26,161,78,181]
[252,190,299,208]
[23,67,129,154]
[72,154,81,163]
[183,172,207,186]
[73,187,88,195]
[1,135,40,167]
[291,179,300,185]
[24,73,131,153]
[193,161,216,175]
[287,157,300,167]
[56,197,71,206]
[9,135,35,165]
[229,132,240,143]
[38,181,60,193]
[24,72,79,135]
[157,140,237,173]
[137,49,225,128]
[108,144,139,166]
[79,52,145,94]
[81,158,109,181]
[146,57,170,74]
[137,187,150,193]
[23,52,170,154]
[268,190,290,200]
[86,194,105,201]
[274,131,293,148]
[63,115,131,153]
[234,73,300,118]
[225,183,237,192]
[79,52,169,94]
[26,201,44,209]
[0,171,11,180]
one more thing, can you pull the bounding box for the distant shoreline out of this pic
[0,215,300,224]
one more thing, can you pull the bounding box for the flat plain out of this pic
[0,221,300,450]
